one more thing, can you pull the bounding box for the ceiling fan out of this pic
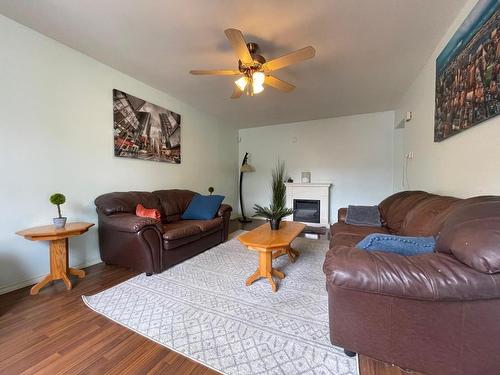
[189,28,316,99]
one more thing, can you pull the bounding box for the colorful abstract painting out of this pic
[113,89,181,163]
[435,0,500,142]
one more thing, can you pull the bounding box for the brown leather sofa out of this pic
[323,191,500,375]
[95,189,232,274]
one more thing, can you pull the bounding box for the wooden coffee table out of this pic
[238,221,306,292]
[16,222,94,295]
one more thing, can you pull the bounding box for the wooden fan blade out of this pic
[263,46,316,72]
[224,28,253,65]
[231,86,244,99]
[190,69,241,75]
[264,75,295,92]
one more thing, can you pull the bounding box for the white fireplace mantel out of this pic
[284,182,332,226]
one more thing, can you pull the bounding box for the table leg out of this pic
[245,270,261,286]
[61,273,72,290]
[272,249,287,259]
[287,246,300,263]
[30,275,53,295]
[272,269,285,279]
[32,238,87,295]
[69,268,86,278]
[50,238,71,290]
[245,251,285,292]
[272,247,300,263]
[266,276,277,292]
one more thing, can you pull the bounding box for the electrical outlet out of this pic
[406,151,414,159]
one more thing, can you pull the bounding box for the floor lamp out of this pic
[239,152,254,223]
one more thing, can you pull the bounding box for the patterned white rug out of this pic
[83,231,358,375]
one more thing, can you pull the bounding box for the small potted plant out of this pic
[50,193,67,228]
[208,186,214,195]
[253,161,294,230]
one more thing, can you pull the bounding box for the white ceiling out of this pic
[0,0,467,128]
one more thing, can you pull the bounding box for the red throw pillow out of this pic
[136,204,161,221]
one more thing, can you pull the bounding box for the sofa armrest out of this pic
[218,203,232,218]
[337,207,347,222]
[96,212,164,274]
[99,213,164,234]
[217,204,232,241]
[323,246,500,301]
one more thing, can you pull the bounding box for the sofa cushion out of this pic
[436,201,500,274]
[324,245,500,301]
[400,195,460,236]
[381,191,434,233]
[163,233,202,250]
[163,221,202,240]
[182,218,223,233]
[330,222,389,238]
[331,233,365,248]
[181,195,225,220]
[153,190,196,223]
[95,191,163,216]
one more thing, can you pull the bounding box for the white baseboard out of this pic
[0,257,102,295]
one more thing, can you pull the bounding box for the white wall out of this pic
[393,0,500,196]
[0,15,238,294]
[238,111,395,222]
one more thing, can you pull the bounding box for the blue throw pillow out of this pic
[356,234,436,256]
[181,194,225,220]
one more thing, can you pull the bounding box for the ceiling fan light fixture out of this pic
[190,28,314,99]
[252,71,265,86]
[252,82,264,94]
[235,76,248,91]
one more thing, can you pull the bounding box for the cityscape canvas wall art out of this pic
[113,89,181,163]
[435,0,500,142]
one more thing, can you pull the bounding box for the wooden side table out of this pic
[16,222,94,295]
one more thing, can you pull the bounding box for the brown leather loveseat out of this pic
[323,191,500,375]
[95,189,232,274]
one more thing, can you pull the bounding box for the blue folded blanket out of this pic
[356,234,436,256]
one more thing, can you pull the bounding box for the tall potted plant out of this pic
[253,160,294,230]
[50,193,67,228]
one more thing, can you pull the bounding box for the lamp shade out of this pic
[240,163,255,173]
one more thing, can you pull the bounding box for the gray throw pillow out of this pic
[345,205,381,227]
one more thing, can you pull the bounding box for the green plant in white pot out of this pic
[253,160,294,230]
[50,193,67,228]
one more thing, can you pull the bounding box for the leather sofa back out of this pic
[379,191,432,233]
[95,190,197,223]
[95,191,162,216]
[400,195,460,236]
[153,189,196,222]
[376,192,500,274]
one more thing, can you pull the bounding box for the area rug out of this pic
[83,232,358,375]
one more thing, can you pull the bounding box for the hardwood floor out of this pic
[0,261,218,374]
[359,356,425,375]
[228,217,266,232]
[0,219,409,375]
